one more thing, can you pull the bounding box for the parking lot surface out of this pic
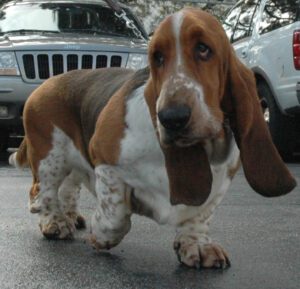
[0,158,299,289]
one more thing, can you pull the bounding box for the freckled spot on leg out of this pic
[43,197,52,204]
[101,201,109,212]
[75,215,86,229]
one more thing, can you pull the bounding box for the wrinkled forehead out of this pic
[149,9,225,57]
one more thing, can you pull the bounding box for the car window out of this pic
[223,2,243,41]
[232,0,260,43]
[0,2,144,39]
[258,0,300,34]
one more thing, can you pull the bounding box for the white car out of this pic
[223,0,300,159]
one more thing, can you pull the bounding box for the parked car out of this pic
[223,0,300,159]
[0,0,148,153]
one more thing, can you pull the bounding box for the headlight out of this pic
[126,53,148,70]
[0,52,20,75]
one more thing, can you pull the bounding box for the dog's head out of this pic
[144,8,296,206]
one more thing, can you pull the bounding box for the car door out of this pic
[253,0,300,108]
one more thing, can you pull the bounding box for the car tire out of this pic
[257,81,296,161]
[0,129,8,154]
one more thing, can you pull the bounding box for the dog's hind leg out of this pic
[35,128,79,240]
[58,170,86,230]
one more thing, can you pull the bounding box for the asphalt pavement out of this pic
[0,157,299,289]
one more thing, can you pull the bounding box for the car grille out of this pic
[16,51,127,83]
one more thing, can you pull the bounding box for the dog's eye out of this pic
[153,51,164,67]
[194,42,212,61]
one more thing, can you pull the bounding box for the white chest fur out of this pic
[117,85,240,225]
[117,86,172,223]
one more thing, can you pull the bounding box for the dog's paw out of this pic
[88,234,120,251]
[174,235,230,269]
[66,212,86,230]
[88,222,130,251]
[39,213,76,240]
[88,209,131,251]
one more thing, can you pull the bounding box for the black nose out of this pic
[158,105,191,131]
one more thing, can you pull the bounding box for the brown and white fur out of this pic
[9,9,296,269]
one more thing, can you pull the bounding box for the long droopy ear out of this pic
[144,79,212,206]
[223,49,296,197]
[163,144,212,206]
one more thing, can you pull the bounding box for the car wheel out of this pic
[257,81,296,161]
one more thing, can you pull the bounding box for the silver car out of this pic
[0,0,148,152]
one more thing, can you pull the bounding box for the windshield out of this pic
[0,2,144,39]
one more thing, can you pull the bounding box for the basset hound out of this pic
[9,8,296,269]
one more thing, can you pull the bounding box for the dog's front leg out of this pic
[89,165,132,250]
[174,215,230,269]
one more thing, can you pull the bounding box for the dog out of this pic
[9,8,296,269]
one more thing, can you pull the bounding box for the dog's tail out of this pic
[9,138,28,168]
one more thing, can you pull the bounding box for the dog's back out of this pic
[11,67,149,169]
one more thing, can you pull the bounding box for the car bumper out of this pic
[0,76,39,130]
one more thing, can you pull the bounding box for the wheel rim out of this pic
[263,107,270,123]
[260,97,270,123]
